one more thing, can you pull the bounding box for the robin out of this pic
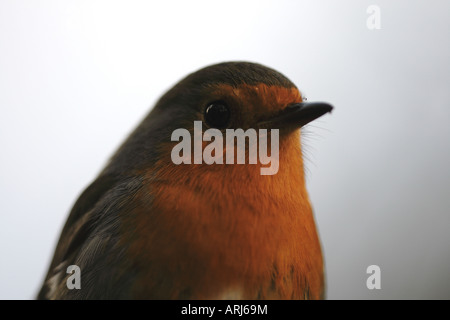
[37,61,333,300]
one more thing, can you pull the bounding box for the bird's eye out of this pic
[204,102,230,129]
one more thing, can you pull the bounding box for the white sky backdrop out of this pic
[1,0,449,299]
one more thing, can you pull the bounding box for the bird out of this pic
[37,61,333,300]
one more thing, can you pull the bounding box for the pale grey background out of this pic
[1,0,449,299]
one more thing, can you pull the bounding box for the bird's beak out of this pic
[259,102,333,131]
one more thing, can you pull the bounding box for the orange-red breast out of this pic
[38,61,333,299]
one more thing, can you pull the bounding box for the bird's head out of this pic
[107,62,332,181]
